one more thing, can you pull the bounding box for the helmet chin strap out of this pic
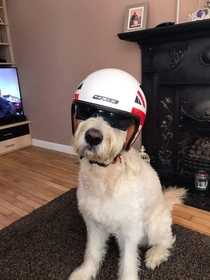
[72,112,78,135]
[123,124,136,151]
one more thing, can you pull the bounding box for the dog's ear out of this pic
[123,124,136,151]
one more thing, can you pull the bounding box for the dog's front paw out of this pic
[119,276,139,280]
[145,245,170,270]
[68,266,94,280]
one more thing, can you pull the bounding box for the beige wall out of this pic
[6,0,204,150]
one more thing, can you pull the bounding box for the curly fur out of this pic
[69,117,187,280]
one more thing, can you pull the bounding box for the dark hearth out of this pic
[118,20,210,211]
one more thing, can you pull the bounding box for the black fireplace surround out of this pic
[118,20,210,211]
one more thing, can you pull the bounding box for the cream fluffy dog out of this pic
[68,116,186,280]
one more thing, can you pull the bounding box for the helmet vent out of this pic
[77,83,83,90]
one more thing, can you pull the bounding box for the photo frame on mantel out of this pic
[123,2,148,33]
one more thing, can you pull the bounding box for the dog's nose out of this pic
[85,128,103,146]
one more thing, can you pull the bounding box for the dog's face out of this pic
[72,116,127,164]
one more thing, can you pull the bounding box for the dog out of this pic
[68,115,186,280]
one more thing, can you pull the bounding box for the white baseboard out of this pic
[32,139,76,155]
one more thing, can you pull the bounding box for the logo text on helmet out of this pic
[93,95,119,104]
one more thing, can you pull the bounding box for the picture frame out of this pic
[123,2,148,33]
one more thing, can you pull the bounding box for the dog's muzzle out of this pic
[85,128,103,147]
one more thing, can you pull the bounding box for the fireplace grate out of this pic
[183,136,210,173]
[184,155,210,172]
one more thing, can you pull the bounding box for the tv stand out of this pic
[0,121,32,155]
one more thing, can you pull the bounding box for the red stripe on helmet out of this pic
[132,107,146,126]
[74,93,79,100]
[137,90,145,108]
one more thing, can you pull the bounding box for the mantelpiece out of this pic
[118,19,210,211]
[118,19,210,44]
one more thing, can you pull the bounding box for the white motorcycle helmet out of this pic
[71,68,147,151]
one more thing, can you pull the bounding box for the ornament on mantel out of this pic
[187,0,210,22]
[140,145,150,164]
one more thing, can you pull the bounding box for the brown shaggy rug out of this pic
[0,188,209,280]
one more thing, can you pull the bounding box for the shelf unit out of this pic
[0,121,32,155]
[0,0,15,66]
[0,1,32,155]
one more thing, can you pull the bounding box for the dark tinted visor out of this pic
[75,104,136,131]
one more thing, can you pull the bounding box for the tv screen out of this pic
[0,67,26,126]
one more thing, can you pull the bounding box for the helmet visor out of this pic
[75,104,136,131]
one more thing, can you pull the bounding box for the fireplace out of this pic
[118,20,210,211]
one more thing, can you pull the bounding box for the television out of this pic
[0,67,26,126]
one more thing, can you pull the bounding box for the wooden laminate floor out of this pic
[0,146,209,236]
